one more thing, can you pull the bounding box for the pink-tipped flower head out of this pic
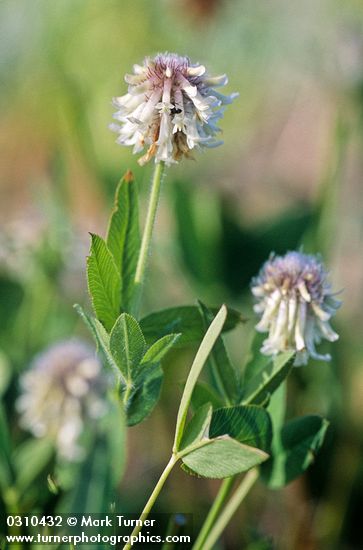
[110,52,237,166]
[251,251,341,366]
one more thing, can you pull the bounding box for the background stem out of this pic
[201,468,259,550]
[192,476,235,550]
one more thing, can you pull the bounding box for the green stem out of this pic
[122,454,177,550]
[192,476,235,550]
[201,468,259,550]
[132,161,165,316]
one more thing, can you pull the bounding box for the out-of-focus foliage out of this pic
[1,0,363,548]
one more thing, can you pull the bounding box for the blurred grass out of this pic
[1,0,363,548]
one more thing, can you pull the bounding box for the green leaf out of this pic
[198,301,240,405]
[14,439,54,494]
[181,437,268,479]
[107,172,140,311]
[180,403,213,450]
[178,402,271,479]
[125,334,180,426]
[126,364,164,426]
[140,305,244,347]
[242,351,295,406]
[173,305,227,453]
[210,405,272,452]
[141,333,180,365]
[191,381,224,411]
[261,415,329,489]
[110,313,146,384]
[109,316,179,426]
[74,304,120,378]
[86,234,121,331]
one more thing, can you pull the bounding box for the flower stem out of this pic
[122,454,177,550]
[192,476,235,550]
[132,161,165,316]
[200,468,259,550]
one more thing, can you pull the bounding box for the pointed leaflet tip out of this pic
[124,169,134,183]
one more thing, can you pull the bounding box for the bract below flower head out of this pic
[16,340,107,461]
[251,251,341,366]
[110,52,237,166]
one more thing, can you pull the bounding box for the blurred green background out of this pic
[1,0,363,548]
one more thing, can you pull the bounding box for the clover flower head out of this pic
[251,251,341,366]
[16,340,107,461]
[110,52,237,166]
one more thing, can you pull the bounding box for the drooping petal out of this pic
[110,52,236,165]
[251,251,340,365]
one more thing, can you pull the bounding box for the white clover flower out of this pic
[251,251,341,366]
[17,340,107,461]
[110,52,237,166]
